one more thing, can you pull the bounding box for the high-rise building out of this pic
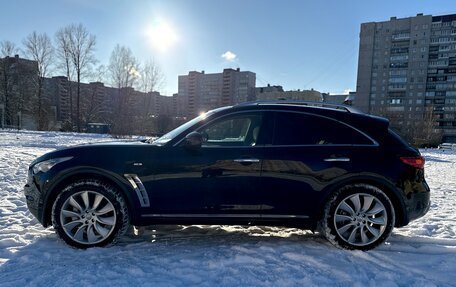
[178,68,256,117]
[255,84,284,94]
[0,55,37,129]
[322,92,355,105]
[255,85,322,102]
[355,13,456,143]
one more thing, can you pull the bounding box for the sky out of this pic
[1,0,455,96]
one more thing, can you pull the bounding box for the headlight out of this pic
[32,157,73,174]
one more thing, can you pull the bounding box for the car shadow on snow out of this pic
[423,155,452,163]
[0,225,330,285]
[118,224,322,245]
[1,226,454,286]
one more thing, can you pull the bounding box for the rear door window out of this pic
[273,112,373,145]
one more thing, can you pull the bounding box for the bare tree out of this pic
[66,23,97,132]
[108,45,140,134]
[139,58,165,93]
[155,114,173,134]
[92,64,108,83]
[134,59,165,133]
[81,83,105,125]
[0,40,18,57]
[23,32,54,130]
[411,108,443,147]
[382,105,443,147]
[0,40,18,127]
[108,44,139,89]
[55,27,75,127]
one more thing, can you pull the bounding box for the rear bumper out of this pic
[402,180,431,224]
[405,190,430,222]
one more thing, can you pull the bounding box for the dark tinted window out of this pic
[273,112,373,145]
[386,128,411,147]
[200,113,263,147]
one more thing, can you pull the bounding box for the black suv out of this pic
[24,102,430,250]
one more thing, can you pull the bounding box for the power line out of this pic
[302,37,359,89]
[310,44,359,92]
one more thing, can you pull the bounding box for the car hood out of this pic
[30,141,155,167]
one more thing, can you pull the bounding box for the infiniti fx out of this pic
[24,102,430,250]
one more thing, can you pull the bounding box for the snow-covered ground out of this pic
[0,129,455,287]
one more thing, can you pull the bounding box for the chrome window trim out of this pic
[174,110,266,147]
[273,110,379,147]
[261,214,309,219]
[197,144,378,149]
[173,109,379,147]
[323,157,351,162]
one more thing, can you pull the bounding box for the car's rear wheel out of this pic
[52,179,129,248]
[320,184,395,250]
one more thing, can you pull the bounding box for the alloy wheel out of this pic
[333,193,388,246]
[60,190,117,245]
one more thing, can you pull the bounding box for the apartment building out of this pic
[255,85,322,102]
[0,55,37,129]
[178,68,256,117]
[355,13,456,143]
[0,55,177,132]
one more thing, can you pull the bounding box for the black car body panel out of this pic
[24,103,430,231]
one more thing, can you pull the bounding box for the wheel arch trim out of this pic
[317,174,408,227]
[42,167,140,227]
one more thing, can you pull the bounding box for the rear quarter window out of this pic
[386,128,413,148]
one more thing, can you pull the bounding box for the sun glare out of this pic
[146,21,178,52]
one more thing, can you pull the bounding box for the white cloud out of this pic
[221,51,237,62]
[343,88,352,95]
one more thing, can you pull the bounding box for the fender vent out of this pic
[124,174,150,207]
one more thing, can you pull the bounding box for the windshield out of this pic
[152,107,231,145]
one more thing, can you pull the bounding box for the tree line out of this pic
[0,23,165,133]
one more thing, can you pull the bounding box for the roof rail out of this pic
[235,100,361,113]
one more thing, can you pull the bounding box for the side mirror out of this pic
[184,132,203,149]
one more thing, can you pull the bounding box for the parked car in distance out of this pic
[24,101,430,250]
[438,143,456,150]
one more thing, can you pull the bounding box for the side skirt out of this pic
[141,214,309,219]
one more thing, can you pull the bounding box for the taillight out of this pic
[400,156,425,169]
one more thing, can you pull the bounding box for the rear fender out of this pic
[316,174,408,227]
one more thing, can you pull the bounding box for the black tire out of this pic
[319,184,395,251]
[52,179,130,248]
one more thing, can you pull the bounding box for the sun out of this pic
[146,21,178,52]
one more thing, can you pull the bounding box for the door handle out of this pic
[233,158,260,163]
[324,157,350,162]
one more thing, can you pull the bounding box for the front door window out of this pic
[200,113,263,147]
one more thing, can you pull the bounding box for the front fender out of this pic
[40,166,141,226]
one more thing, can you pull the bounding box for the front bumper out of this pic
[23,170,45,225]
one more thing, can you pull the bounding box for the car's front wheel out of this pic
[52,179,129,248]
[320,184,395,250]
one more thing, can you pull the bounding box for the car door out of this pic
[260,111,373,219]
[142,111,268,218]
